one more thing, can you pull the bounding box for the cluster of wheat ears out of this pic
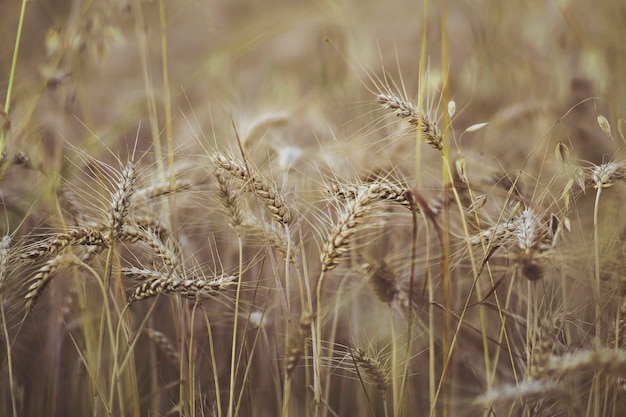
[1,2,626,417]
[1,77,626,417]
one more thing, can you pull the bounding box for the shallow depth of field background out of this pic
[1,0,626,416]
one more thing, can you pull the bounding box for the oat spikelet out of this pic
[213,151,291,225]
[146,329,180,366]
[129,274,237,302]
[24,254,79,313]
[320,186,378,272]
[108,160,137,236]
[377,93,442,151]
[351,348,390,393]
[21,227,108,260]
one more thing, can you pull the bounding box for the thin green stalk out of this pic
[1,302,18,417]
[227,237,244,417]
[1,0,28,153]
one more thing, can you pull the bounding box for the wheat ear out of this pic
[108,160,137,237]
[351,348,391,393]
[212,151,291,225]
[21,227,108,260]
[320,185,378,272]
[24,254,79,313]
[128,273,237,302]
[377,92,442,151]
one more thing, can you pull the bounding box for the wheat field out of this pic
[1,0,626,416]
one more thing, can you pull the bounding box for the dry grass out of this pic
[1,1,626,416]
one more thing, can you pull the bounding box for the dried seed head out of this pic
[377,93,442,151]
[591,161,626,189]
[321,186,379,272]
[351,348,390,393]
[24,254,80,314]
[109,161,137,236]
[212,151,291,225]
[597,114,613,141]
[366,261,403,306]
[146,329,180,366]
[128,274,237,302]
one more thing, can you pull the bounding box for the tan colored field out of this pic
[1,1,626,416]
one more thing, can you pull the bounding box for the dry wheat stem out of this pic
[213,151,291,225]
[377,93,442,151]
